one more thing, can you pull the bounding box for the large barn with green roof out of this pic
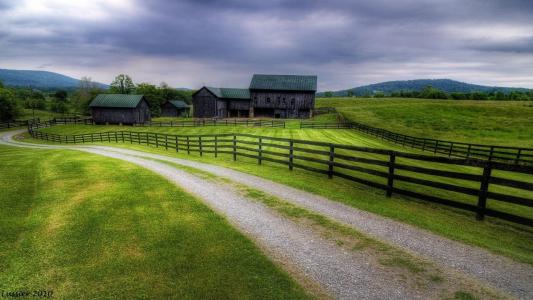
[89,94,151,124]
[192,74,317,118]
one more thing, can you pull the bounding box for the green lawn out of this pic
[19,126,533,265]
[316,98,533,147]
[0,145,310,299]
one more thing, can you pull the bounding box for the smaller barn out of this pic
[89,94,151,124]
[160,100,190,117]
[192,87,251,118]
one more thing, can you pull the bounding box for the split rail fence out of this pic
[28,122,533,227]
[304,108,533,165]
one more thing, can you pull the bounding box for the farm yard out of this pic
[2,95,533,299]
[3,0,533,298]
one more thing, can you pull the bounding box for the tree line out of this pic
[321,85,533,100]
[0,74,194,122]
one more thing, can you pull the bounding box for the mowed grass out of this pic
[0,145,310,299]
[19,126,533,265]
[316,97,533,147]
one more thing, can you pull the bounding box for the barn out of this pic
[250,74,317,118]
[192,74,317,119]
[160,100,190,117]
[192,87,250,118]
[89,94,151,124]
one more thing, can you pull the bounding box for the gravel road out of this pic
[2,129,532,299]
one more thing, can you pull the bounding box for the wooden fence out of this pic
[301,115,533,166]
[28,122,533,228]
[0,118,43,129]
[134,119,285,128]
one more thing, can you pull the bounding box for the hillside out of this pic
[318,79,531,97]
[0,68,107,89]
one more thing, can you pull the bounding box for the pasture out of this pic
[317,98,533,147]
[25,123,533,264]
[0,145,309,299]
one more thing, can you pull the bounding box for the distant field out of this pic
[37,124,396,149]
[0,145,308,299]
[316,98,533,147]
[18,109,63,120]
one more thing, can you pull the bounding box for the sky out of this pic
[0,0,532,91]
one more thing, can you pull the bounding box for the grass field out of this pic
[18,126,533,265]
[316,98,533,147]
[0,145,310,299]
[18,109,63,120]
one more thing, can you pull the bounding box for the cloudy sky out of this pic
[0,0,532,90]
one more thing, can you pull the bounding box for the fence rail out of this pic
[134,119,285,128]
[301,109,533,165]
[28,121,533,228]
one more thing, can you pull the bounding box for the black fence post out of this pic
[515,149,522,165]
[233,135,237,161]
[165,134,168,150]
[187,136,190,154]
[488,146,495,162]
[175,136,179,152]
[289,141,294,170]
[328,144,335,179]
[214,136,218,157]
[386,153,396,198]
[258,137,262,165]
[477,163,492,220]
[434,140,439,154]
[199,136,203,156]
[448,142,454,157]
[466,144,472,159]
[155,133,159,147]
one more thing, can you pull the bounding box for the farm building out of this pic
[193,87,250,118]
[160,100,190,117]
[89,94,151,124]
[192,74,317,119]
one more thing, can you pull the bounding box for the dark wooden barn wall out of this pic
[161,102,189,117]
[192,88,218,118]
[91,100,151,124]
[250,90,315,118]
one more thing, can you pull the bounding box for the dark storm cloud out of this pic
[0,0,532,88]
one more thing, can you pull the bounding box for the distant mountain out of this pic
[0,69,108,89]
[318,79,531,97]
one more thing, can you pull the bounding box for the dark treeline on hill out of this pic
[0,74,194,122]
[318,79,533,100]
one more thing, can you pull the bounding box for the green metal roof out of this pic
[89,94,144,108]
[249,74,317,91]
[168,100,189,108]
[205,87,250,99]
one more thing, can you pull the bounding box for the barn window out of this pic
[266,97,271,103]
[291,98,295,105]
[282,98,286,104]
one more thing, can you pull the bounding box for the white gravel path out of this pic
[2,130,532,299]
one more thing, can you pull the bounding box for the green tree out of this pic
[324,91,333,98]
[72,77,103,115]
[50,100,68,114]
[136,83,164,116]
[110,74,135,94]
[54,90,68,101]
[0,87,20,121]
[347,90,354,97]
[373,91,385,98]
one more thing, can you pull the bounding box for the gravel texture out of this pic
[2,130,532,299]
